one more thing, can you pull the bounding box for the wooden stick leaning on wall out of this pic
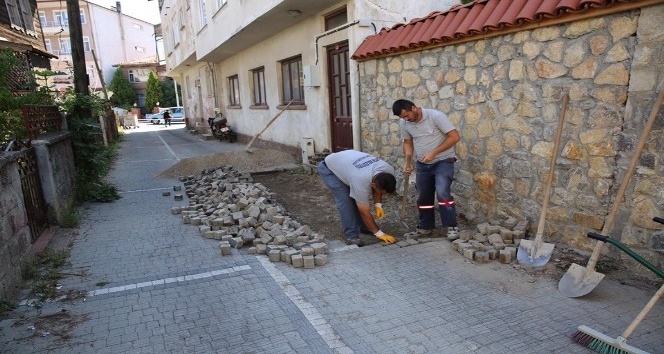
[245,100,294,153]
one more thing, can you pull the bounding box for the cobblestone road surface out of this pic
[2,124,662,353]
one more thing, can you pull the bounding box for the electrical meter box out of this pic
[302,66,320,87]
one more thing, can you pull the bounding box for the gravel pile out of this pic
[157,149,298,178]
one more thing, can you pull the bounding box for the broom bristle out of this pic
[571,325,649,354]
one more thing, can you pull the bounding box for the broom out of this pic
[571,283,662,354]
[572,218,664,354]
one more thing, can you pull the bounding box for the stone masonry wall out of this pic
[33,132,76,224]
[357,5,664,269]
[0,153,32,299]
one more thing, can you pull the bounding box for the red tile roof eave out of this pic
[351,0,663,62]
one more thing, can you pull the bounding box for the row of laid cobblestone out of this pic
[169,166,329,268]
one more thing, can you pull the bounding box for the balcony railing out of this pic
[40,20,69,28]
[49,49,72,56]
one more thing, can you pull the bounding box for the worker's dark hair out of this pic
[392,99,416,116]
[374,172,396,193]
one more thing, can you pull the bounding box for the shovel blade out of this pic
[517,240,555,267]
[558,263,605,298]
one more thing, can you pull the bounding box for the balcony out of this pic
[40,21,69,34]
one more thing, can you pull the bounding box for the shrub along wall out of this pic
[358,5,664,271]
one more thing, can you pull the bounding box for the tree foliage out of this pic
[159,79,181,107]
[108,68,135,109]
[144,71,162,112]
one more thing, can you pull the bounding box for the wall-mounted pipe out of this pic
[315,21,359,65]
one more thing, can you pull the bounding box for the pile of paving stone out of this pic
[168,166,329,268]
[449,218,529,264]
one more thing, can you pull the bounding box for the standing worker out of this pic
[318,150,397,246]
[392,99,461,240]
[163,109,172,127]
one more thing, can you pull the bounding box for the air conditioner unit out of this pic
[301,138,315,164]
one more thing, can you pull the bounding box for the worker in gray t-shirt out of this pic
[318,150,397,246]
[393,99,461,240]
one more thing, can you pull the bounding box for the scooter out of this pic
[207,114,237,143]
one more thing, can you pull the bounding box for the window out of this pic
[39,11,47,26]
[135,46,145,53]
[172,20,180,44]
[80,10,86,24]
[325,8,348,31]
[59,38,71,54]
[44,39,52,53]
[83,36,91,52]
[199,0,207,27]
[6,0,35,32]
[251,67,266,106]
[128,70,136,82]
[228,75,240,106]
[86,64,95,78]
[179,11,185,29]
[280,56,304,105]
[132,23,143,30]
[54,10,68,26]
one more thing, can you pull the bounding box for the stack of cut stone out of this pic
[170,166,329,268]
[450,218,529,264]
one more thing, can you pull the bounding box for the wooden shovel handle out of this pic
[399,173,410,222]
[534,93,568,242]
[586,91,664,271]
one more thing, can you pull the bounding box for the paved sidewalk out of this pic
[2,124,662,353]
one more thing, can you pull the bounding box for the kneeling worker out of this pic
[318,149,397,246]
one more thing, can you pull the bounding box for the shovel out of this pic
[558,91,664,298]
[517,93,568,266]
[398,173,410,228]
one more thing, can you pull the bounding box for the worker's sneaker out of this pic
[447,227,460,240]
[345,238,363,247]
[404,228,432,240]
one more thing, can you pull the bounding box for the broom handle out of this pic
[585,91,664,271]
[621,284,664,340]
[534,93,568,243]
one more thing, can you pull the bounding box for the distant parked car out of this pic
[150,107,185,124]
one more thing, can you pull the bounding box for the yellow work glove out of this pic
[374,203,385,220]
[374,230,396,244]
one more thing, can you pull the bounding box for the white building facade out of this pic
[160,0,457,155]
[37,0,157,93]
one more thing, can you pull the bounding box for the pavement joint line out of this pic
[156,132,181,160]
[86,264,252,297]
[256,255,354,353]
[120,187,172,194]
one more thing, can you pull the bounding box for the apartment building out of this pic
[158,0,456,155]
[36,0,157,93]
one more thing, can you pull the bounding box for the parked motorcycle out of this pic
[208,115,237,143]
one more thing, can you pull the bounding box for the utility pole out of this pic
[66,0,90,98]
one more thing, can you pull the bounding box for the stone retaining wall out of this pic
[0,152,32,299]
[357,5,664,269]
[32,131,76,224]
